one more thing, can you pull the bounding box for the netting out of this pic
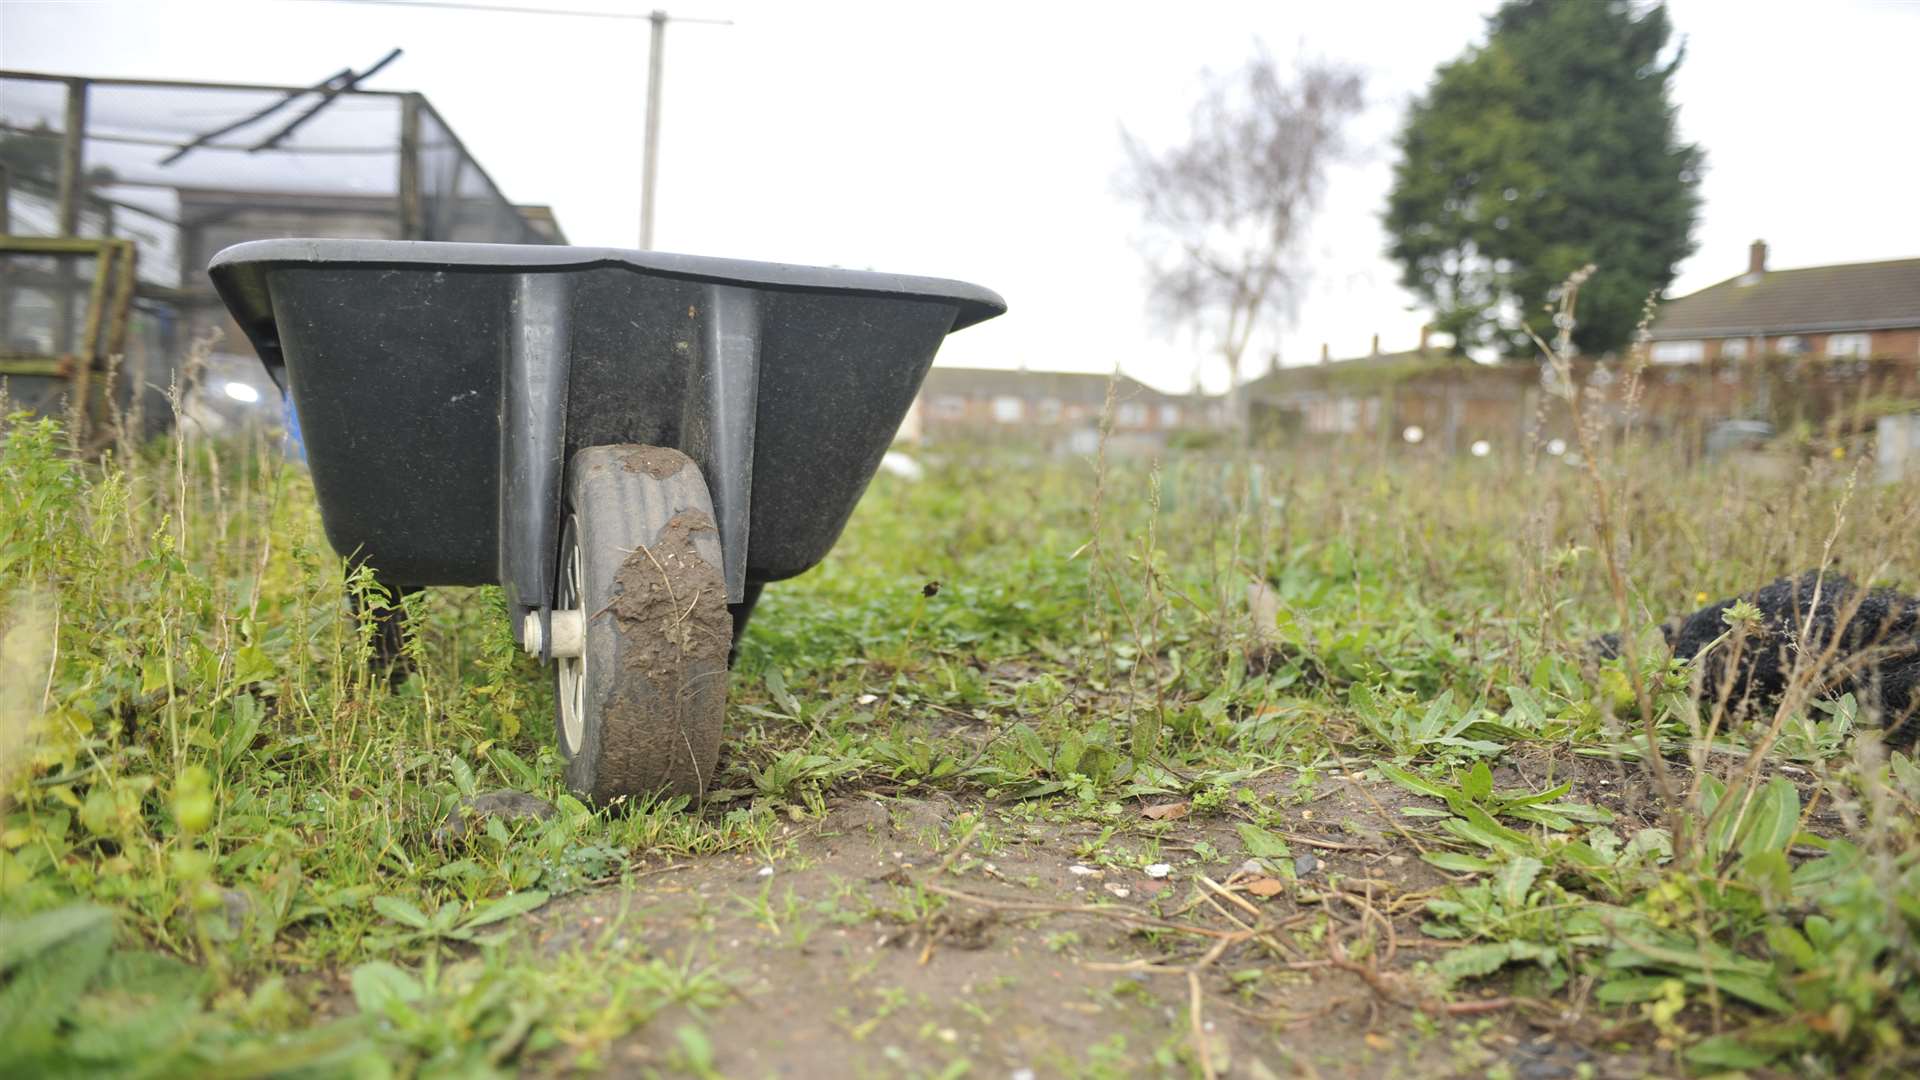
[0,248,100,358]
[417,104,535,244]
[1,70,556,425]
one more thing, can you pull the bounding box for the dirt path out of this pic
[520,780,1650,1078]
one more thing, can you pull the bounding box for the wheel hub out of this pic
[555,516,586,754]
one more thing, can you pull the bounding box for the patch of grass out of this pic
[6,303,1920,1079]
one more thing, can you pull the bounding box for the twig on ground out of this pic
[1189,970,1218,1080]
[921,882,1241,939]
[1199,874,1265,921]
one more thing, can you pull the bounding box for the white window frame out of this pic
[1158,403,1181,428]
[1826,333,1871,358]
[1718,338,1749,361]
[990,395,1025,423]
[1037,397,1062,423]
[1650,340,1705,364]
[931,395,967,420]
[1116,402,1148,428]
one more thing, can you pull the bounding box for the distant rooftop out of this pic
[1244,344,1453,397]
[1651,246,1920,339]
[921,367,1187,404]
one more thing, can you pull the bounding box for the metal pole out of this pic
[640,9,667,250]
[398,94,424,240]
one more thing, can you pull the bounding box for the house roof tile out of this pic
[1649,258,1920,339]
[920,367,1185,405]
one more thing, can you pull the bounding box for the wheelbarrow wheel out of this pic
[555,445,731,804]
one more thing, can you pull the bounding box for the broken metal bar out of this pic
[159,67,352,166]
[249,48,404,154]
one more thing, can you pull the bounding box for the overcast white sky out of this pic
[4,0,1917,390]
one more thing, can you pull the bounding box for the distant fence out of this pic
[1250,355,1920,459]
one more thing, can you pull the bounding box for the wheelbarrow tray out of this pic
[210,238,1004,621]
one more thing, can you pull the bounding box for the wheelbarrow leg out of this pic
[727,581,762,667]
[349,580,422,689]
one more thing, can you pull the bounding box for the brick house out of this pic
[902,367,1217,450]
[1647,242,1920,363]
[1243,334,1544,454]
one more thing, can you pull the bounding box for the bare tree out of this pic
[1119,51,1364,426]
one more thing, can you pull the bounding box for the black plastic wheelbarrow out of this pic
[209,239,1004,802]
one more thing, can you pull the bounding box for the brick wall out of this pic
[1701,327,1920,361]
[1870,328,1920,358]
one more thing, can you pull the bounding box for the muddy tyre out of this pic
[556,445,731,804]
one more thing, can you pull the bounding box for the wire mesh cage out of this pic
[0,69,558,440]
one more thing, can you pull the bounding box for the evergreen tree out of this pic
[1385,0,1703,357]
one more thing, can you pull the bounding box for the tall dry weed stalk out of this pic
[1537,267,1920,870]
[1534,266,1691,848]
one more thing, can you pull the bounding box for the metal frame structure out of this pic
[1,68,556,441]
[0,235,135,440]
[0,68,538,245]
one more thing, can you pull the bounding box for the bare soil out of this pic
[617,444,698,480]
[522,778,1656,1078]
[597,506,731,799]
[609,509,732,696]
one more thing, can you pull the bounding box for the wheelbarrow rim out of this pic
[209,238,1008,333]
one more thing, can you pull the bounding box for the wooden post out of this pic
[0,163,12,348]
[65,241,116,444]
[52,80,89,372]
[56,79,88,236]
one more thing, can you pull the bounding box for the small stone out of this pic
[858,693,880,705]
[434,790,556,845]
[1143,863,1173,879]
[1294,853,1319,876]
[218,888,252,933]
[1068,864,1100,876]
[757,866,774,878]
[1104,882,1131,899]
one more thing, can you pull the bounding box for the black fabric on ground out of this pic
[1595,572,1920,752]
